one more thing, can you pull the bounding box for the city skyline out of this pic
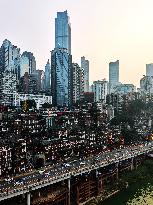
[1,0,153,87]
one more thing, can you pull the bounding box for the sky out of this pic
[1,0,153,87]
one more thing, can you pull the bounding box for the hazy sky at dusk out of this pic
[1,0,153,87]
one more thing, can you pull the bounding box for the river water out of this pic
[101,181,153,205]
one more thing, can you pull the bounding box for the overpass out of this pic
[0,143,153,205]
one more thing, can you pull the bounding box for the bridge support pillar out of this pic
[131,158,134,171]
[97,176,103,195]
[116,163,119,180]
[68,178,71,205]
[135,159,138,170]
[76,186,79,205]
[27,192,30,205]
[96,169,98,178]
[38,191,41,197]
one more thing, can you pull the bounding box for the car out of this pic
[80,162,85,165]
[63,163,71,167]
[38,170,44,174]
[15,181,23,185]
[45,172,50,175]
[4,178,12,182]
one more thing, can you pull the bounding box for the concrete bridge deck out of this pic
[0,143,153,204]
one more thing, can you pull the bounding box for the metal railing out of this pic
[0,144,152,202]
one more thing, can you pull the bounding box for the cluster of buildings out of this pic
[0,10,145,110]
[0,11,91,108]
[0,105,118,178]
[139,64,153,96]
[1,9,153,179]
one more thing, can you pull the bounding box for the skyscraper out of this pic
[109,60,119,93]
[0,39,20,80]
[81,56,89,92]
[91,80,108,103]
[146,63,153,77]
[0,43,5,74]
[72,63,82,104]
[20,55,29,77]
[35,70,43,93]
[45,59,51,93]
[19,72,38,94]
[55,10,71,54]
[0,39,20,105]
[140,75,153,94]
[20,51,36,76]
[51,48,72,107]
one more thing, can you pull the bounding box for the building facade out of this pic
[45,59,51,93]
[91,79,108,103]
[113,83,136,94]
[0,71,17,105]
[13,93,52,109]
[19,72,38,94]
[0,39,20,105]
[20,51,36,76]
[72,63,82,104]
[81,56,89,93]
[146,63,153,77]
[51,48,72,107]
[140,75,153,95]
[1,39,20,74]
[0,145,12,177]
[35,70,43,93]
[0,39,20,80]
[0,43,5,74]
[20,55,29,77]
[109,60,119,93]
[55,10,71,54]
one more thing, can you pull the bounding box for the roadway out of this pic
[0,142,153,202]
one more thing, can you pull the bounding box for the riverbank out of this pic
[85,159,153,205]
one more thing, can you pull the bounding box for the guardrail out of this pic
[0,145,152,202]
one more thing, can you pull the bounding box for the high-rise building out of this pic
[0,39,20,80]
[41,71,46,92]
[0,45,5,99]
[91,79,108,103]
[109,60,119,93]
[35,70,43,92]
[29,73,40,94]
[146,64,153,77]
[113,83,136,94]
[55,10,71,54]
[140,75,153,95]
[0,71,17,105]
[72,63,82,104]
[0,39,20,104]
[45,60,51,93]
[19,72,39,94]
[81,56,89,92]
[20,51,36,76]
[0,43,5,74]
[19,72,29,94]
[51,48,72,107]
[20,55,29,77]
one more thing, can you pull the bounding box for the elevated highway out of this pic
[0,143,153,204]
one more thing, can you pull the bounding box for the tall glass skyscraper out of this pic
[51,48,72,107]
[45,59,51,92]
[21,51,36,75]
[81,56,89,92]
[55,10,71,54]
[109,60,119,93]
[146,63,153,77]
